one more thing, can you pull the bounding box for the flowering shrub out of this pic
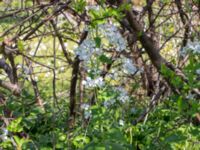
[1,1,200,150]
[180,40,200,56]
[83,76,104,88]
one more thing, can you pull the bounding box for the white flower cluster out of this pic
[115,87,130,103]
[103,98,115,108]
[75,23,127,61]
[122,58,137,74]
[81,103,90,110]
[81,103,92,119]
[98,24,127,51]
[83,76,104,88]
[103,87,130,108]
[0,128,8,141]
[180,41,200,56]
[75,39,101,61]
[186,93,195,100]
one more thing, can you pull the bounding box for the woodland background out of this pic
[0,0,200,149]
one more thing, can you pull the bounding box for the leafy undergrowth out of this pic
[1,87,200,150]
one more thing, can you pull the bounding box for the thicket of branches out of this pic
[0,0,200,149]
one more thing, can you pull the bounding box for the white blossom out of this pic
[64,43,68,48]
[75,39,100,60]
[0,128,8,141]
[186,93,195,100]
[0,134,8,141]
[81,103,92,119]
[83,76,104,88]
[81,103,90,110]
[29,51,35,56]
[196,69,200,75]
[84,110,92,119]
[90,68,101,76]
[60,67,65,72]
[103,99,115,108]
[16,64,22,69]
[118,95,129,103]
[181,41,200,56]
[34,76,38,81]
[122,58,137,74]
[119,119,124,126]
[2,128,8,135]
[86,5,100,11]
[115,87,130,103]
[98,24,127,51]
[75,23,127,61]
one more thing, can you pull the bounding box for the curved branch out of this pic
[0,80,21,96]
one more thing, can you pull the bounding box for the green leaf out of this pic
[72,0,86,13]
[165,133,187,143]
[99,54,112,64]
[7,117,23,133]
[73,135,90,148]
[177,96,188,112]
[119,3,132,11]
[94,37,101,48]
[177,96,183,112]
[13,136,21,145]
[106,142,126,150]
[17,40,25,52]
